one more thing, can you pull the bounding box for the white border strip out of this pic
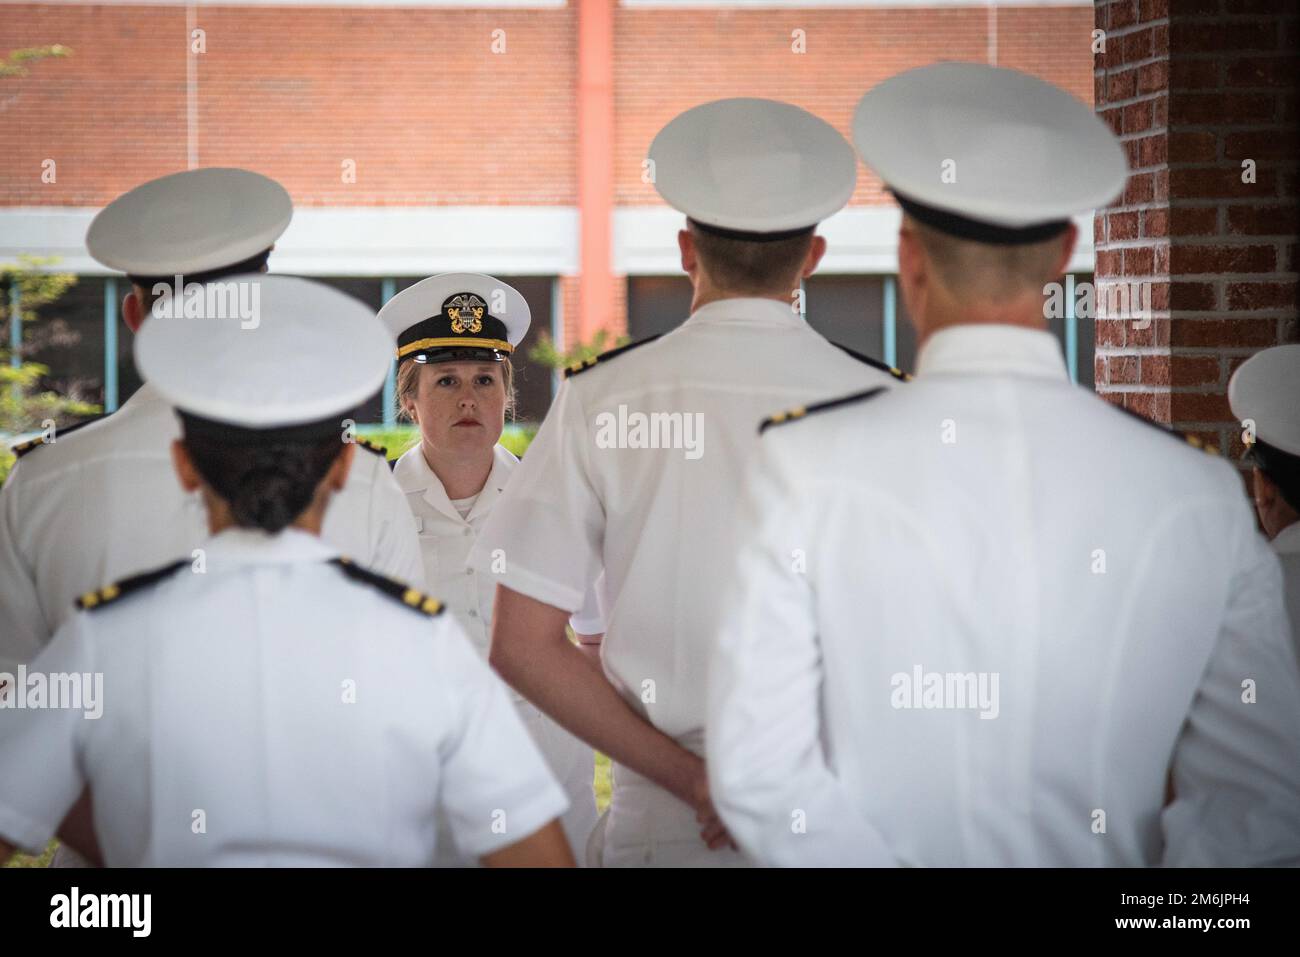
[3,204,1093,276]
[1,206,579,276]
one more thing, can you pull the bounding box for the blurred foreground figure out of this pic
[0,276,573,867]
[1229,344,1300,660]
[0,168,424,675]
[0,168,424,868]
[707,63,1300,867]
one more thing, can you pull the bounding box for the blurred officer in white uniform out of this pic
[1230,344,1300,661]
[707,63,1300,867]
[0,276,573,867]
[0,168,424,677]
[380,273,602,863]
[468,99,902,867]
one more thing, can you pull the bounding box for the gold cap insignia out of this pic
[445,293,486,335]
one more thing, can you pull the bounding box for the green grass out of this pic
[359,422,537,461]
[4,841,55,867]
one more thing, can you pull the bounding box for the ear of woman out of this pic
[170,439,203,493]
[330,442,357,491]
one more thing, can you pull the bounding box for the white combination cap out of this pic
[134,275,392,437]
[378,272,530,367]
[853,62,1128,244]
[1229,344,1300,457]
[648,97,857,241]
[87,168,292,278]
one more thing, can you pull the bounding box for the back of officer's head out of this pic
[130,248,273,319]
[853,63,1123,330]
[1251,438,1300,534]
[86,168,292,333]
[1228,345,1300,539]
[902,214,1071,308]
[687,221,816,297]
[135,274,391,536]
[180,426,348,534]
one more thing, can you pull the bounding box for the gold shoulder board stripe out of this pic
[332,557,444,618]
[75,559,188,613]
[563,334,665,379]
[356,437,388,458]
[1111,405,1221,456]
[10,415,110,459]
[759,387,888,435]
[830,341,912,382]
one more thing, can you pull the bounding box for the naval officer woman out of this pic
[379,273,601,863]
[0,275,573,867]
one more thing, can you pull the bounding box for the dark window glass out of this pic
[628,274,892,366]
[23,275,110,413]
[28,270,1097,429]
[314,279,386,424]
[893,285,919,374]
[804,275,887,362]
[627,276,693,340]
[1075,273,1096,388]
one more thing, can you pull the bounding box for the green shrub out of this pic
[358,422,538,461]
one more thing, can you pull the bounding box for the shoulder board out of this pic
[75,559,188,613]
[10,414,110,459]
[564,335,664,379]
[759,387,889,435]
[1112,404,1220,456]
[330,557,444,617]
[356,437,388,458]
[831,341,911,382]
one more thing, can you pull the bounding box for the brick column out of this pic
[560,274,626,352]
[1092,0,1298,458]
[576,0,617,346]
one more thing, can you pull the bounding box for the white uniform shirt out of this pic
[1273,521,1300,664]
[707,324,1300,867]
[392,442,605,661]
[468,297,896,859]
[0,384,425,671]
[393,441,603,862]
[0,527,567,866]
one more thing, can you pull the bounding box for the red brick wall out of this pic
[1093,0,1298,458]
[2,3,1096,345]
[4,3,1094,209]
[614,4,1095,207]
[1,4,576,205]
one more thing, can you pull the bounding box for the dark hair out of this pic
[687,221,814,295]
[181,429,346,534]
[1252,438,1300,514]
[129,247,273,313]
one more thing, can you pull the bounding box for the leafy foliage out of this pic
[1,257,100,485]
[528,328,629,371]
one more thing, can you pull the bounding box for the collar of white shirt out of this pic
[120,381,158,407]
[115,381,173,425]
[201,526,340,569]
[393,442,516,525]
[1273,521,1300,556]
[681,296,808,330]
[916,324,1069,381]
